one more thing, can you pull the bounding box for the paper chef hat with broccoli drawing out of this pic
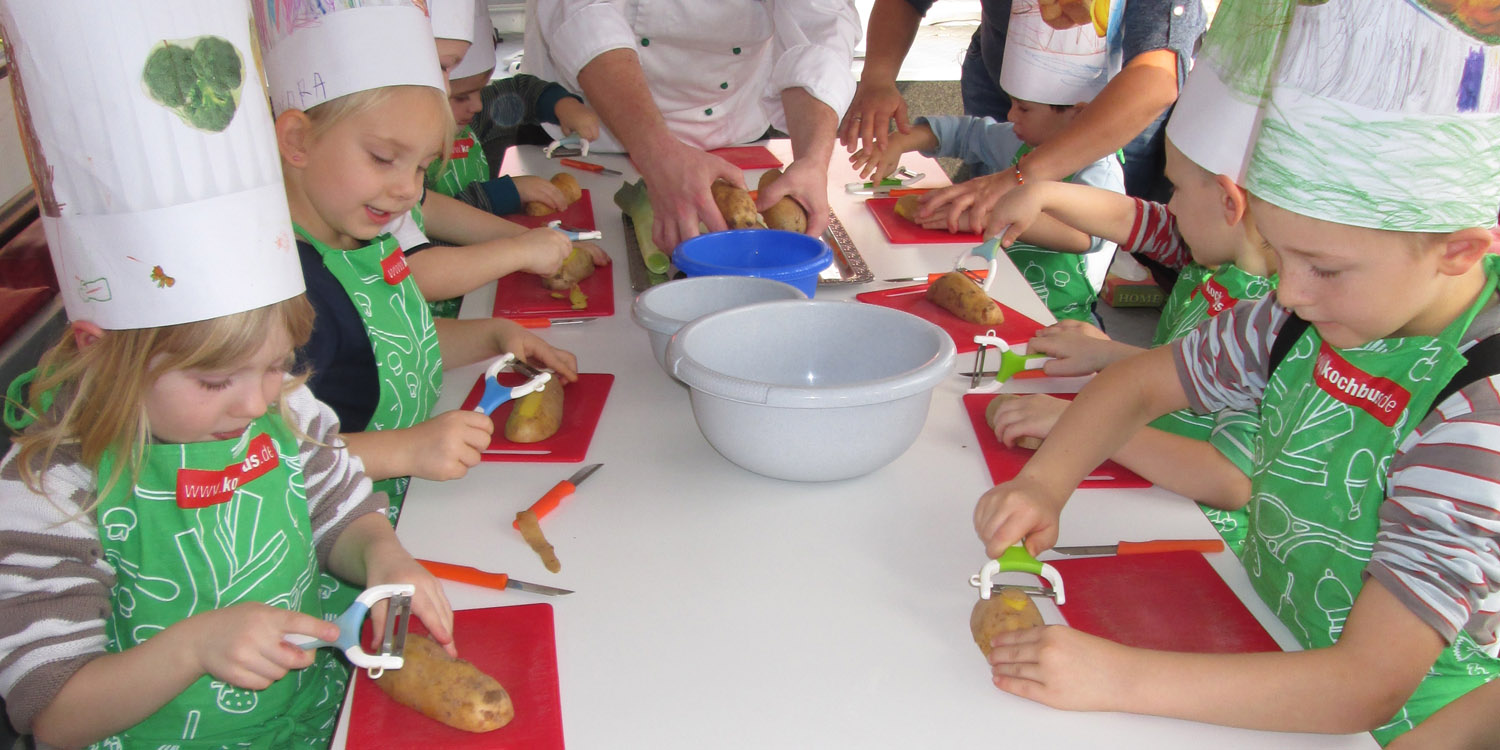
[255,0,447,116]
[999,0,1110,106]
[1245,0,1500,232]
[0,0,304,330]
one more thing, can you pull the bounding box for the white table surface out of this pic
[332,142,1378,749]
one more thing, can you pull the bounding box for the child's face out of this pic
[447,70,489,128]
[1254,199,1449,348]
[1006,97,1076,147]
[144,327,293,444]
[1163,141,1237,267]
[294,89,446,249]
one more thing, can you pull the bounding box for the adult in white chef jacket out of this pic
[524,0,860,250]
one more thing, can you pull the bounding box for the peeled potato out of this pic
[893,193,923,223]
[757,169,807,233]
[504,379,564,443]
[374,634,514,733]
[711,179,761,229]
[984,394,1044,450]
[970,586,1043,656]
[926,271,1004,325]
[542,246,596,290]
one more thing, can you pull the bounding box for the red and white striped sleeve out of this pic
[1123,198,1193,270]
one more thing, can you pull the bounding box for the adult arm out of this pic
[839,0,925,152]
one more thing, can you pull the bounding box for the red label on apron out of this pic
[450,136,475,160]
[1192,278,1238,316]
[175,433,281,508]
[1314,343,1412,427]
[381,248,410,285]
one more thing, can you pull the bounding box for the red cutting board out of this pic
[866,196,982,244]
[501,188,597,231]
[856,284,1044,354]
[346,604,563,749]
[460,372,614,462]
[709,145,782,169]
[1052,551,1282,653]
[492,262,614,320]
[962,393,1151,488]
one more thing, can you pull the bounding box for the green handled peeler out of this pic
[970,544,1066,604]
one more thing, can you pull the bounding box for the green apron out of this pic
[426,125,489,199]
[1004,146,1098,323]
[1244,257,1500,745]
[1150,262,1276,553]
[88,416,346,749]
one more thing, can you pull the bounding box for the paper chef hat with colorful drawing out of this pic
[255,0,447,116]
[1000,0,1110,106]
[0,0,302,330]
[449,0,497,80]
[428,0,475,43]
[1164,1,1296,185]
[1245,0,1500,232]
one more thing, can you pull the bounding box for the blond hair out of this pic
[11,296,316,506]
[304,85,456,172]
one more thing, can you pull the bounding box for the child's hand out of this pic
[363,548,457,657]
[988,394,1069,447]
[974,475,1065,559]
[983,183,1046,246]
[555,98,601,142]
[1029,323,1137,377]
[574,241,611,267]
[184,603,338,690]
[987,624,1132,712]
[514,227,573,276]
[495,319,579,383]
[848,142,902,183]
[514,175,566,213]
[406,410,495,481]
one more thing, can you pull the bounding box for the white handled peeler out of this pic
[285,583,413,678]
[971,545,1065,605]
[474,353,552,416]
[546,219,602,241]
[543,133,589,159]
[967,331,1050,392]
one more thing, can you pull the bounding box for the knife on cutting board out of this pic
[1051,539,1224,556]
[417,559,573,595]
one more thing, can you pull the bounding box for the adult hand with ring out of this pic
[838,80,911,154]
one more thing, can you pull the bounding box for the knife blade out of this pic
[1051,539,1225,557]
[417,559,573,595]
[883,270,988,284]
[511,463,603,528]
[559,157,623,176]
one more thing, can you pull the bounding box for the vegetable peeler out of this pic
[546,219,603,241]
[543,133,589,159]
[971,545,1066,605]
[473,353,552,416]
[953,236,1005,293]
[967,331,1050,392]
[845,165,924,194]
[284,583,412,678]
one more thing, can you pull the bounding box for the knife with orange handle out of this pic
[515,317,595,329]
[559,158,622,176]
[511,463,603,529]
[416,559,573,595]
[1051,539,1225,556]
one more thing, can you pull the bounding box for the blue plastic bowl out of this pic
[672,229,833,297]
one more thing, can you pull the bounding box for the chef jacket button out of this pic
[720,82,729,89]
[705,108,714,116]
[732,47,741,55]
[641,37,650,46]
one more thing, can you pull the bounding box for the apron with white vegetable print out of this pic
[89,415,345,749]
[1245,257,1500,744]
[1150,262,1275,553]
[1004,145,1095,322]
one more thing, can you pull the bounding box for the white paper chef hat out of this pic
[1164,1,1295,184]
[1245,0,1500,232]
[449,0,496,80]
[255,0,447,116]
[1000,0,1109,106]
[0,0,302,331]
[429,0,475,42]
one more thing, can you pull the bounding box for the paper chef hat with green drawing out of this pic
[0,0,303,330]
[1000,0,1110,106]
[449,0,497,80]
[1164,1,1297,185]
[255,0,447,116]
[429,0,475,43]
[1245,0,1500,232]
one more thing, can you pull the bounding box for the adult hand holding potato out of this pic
[636,139,744,251]
[755,159,829,237]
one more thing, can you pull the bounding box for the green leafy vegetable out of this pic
[141,35,243,133]
[613,179,670,275]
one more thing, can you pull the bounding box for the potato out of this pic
[375,634,514,732]
[893,193,923,223]
[541,246,596,290]
[551,172,583,204]
[984,394,1044,450]
[970,586,1043,656]
[711,179,762,229]
[926,271,1004,325]
[504,378,564,443]
[757,169,807,233]
[523,200,554,216]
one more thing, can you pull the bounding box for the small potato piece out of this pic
[893,193,923,223]
[375,634,514,732]
[541,246,596,290]
[711,179,762,229]
[926,271,1004,325]
[757,169,807,233]
[984,394,1044,450]
[551,172,583,204]
[970,587,1043,656]
[504,379,564,443]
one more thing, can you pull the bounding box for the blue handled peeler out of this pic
[546,219,602,241]
[971,545,1066,604]
[284,583,413,678]
[474,353,552,416]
